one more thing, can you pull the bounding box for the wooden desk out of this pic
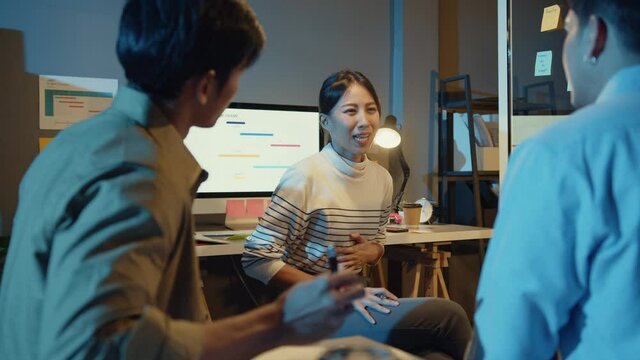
[379,224,492,298]
[196,241,245,257]
[196,224,493,299]
[384,224,492,245]
[195,224,492,257]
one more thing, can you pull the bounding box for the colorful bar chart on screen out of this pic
[184,105,320,194]
[39,75,118,130]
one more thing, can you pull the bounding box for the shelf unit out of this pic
[437,75,499,259]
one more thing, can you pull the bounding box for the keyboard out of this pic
[194,230,251,244]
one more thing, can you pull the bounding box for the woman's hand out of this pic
[279,273,365,343]
[335,233,384,271]
[352,287,400,324]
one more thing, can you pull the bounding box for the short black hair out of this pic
[117,0,265,101]
[567,0,640,54]
[319,70,381,116]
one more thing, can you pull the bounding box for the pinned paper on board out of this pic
[535,51,553,77]
[541,4,562,32]
[39,75,118,130]
[38,137,54,152]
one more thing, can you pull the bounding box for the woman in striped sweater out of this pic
[243,70,471,359]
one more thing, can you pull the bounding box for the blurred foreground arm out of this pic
[200,273,364,360]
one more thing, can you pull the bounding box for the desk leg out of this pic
[436,267,450,299]
[432,245,451,299]
[410,244,451,299]
[431,265,438,298]
[411,263,423,298]
[385,244,452,299]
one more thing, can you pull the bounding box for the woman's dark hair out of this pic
[566,0,640,54]
[318,70,381,116]
[116,0,265,101]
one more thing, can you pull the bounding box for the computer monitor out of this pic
[185,102,321,215]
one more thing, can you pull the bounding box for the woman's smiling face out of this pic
[321,83,381,162]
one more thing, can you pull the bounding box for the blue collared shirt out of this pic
[473,64,640,359]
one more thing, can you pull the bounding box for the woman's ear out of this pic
[319,114,329,130]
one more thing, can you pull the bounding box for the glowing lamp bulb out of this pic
[373,128,401,149]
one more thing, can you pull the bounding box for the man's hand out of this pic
[279,273,365,344]
[352,287,400,324]
[336,233,384,271]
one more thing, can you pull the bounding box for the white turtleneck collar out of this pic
[320,142,370,178]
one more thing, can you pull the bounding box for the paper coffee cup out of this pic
[402,203,422,227]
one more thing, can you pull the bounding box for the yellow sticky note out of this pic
[39,137,54,152]
[541,4,562,32]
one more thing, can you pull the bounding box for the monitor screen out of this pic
[184,103,321,199]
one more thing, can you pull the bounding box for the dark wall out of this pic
[439,0,498,97]
[0,1,126,80]
[238,0,391,108]
[511,0,573,115]
[0,0,391,236]
[0,0,126,235]
[0,30,39,237]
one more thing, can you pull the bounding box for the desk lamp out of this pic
[374,115,410,213]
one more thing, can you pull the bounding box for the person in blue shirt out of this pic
[469,0,640,359]
[0,1,365,359]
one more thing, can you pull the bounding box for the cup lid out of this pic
[402,203,422,208]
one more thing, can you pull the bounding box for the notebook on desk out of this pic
[194,230,252,244]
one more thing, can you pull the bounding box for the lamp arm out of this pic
[392,148,411,213]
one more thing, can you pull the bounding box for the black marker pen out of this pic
[327,245,338,273]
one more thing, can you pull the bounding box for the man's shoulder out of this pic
[523,100,639,158]
[53,109,157,167]
[508,99,640,194]
[21,111,160,207]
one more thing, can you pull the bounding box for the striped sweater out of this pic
[242,143,393,284]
